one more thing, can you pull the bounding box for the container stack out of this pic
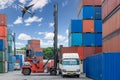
[26,39,43,63]
[0,14,8,73]
[102,0,120,52]
[67,0,102,60]
[7,29,16,71]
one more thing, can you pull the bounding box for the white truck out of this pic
[59,53,80,77]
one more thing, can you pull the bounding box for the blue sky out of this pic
[0,0,79,48]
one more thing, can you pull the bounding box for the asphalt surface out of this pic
[0,71,92,80]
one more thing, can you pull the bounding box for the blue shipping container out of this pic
[95,34,102,46]
[94,20,102,33]
[35,52,43,56]
[8,35,13,41]
[8,41,12,46]
[80,6,94,19]
[83,33,95,46]
[15,54,23,68]
[9,56,16,63]
[7,29,12,35]
[71,20,82,33]
[0,40,5,51]
[85,52,120,80]
[8,63,14,71]
[95,7,102,20]
[28,40,30,44]
[70,33,82,46]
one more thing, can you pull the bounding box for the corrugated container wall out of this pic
[95,7,102,20]
[70,33,82,46]
[83,33,95,46]
[84,53,120,80]
[83,20,94,33]
[0,27,7,37]
[78,0,102,16]
[71,20,82,33]
[0,61,5,73]
[0,40,5,50]
[102,0,120,20]
[94,20,102,33]
[95,33,102,46]
[80,6,94,19]
[103,10,120,38]
[0,14,7,26]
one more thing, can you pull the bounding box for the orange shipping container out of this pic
[78,47,84,60]
[83,20,94,33]
[103,10,120,38]
[78,0,102,16]
[95,47,102,54]
[102,0,120,20]
[61,46,78,54]
[0,27,7,37]
[83,47,95,59]
[0,14,7,26]
[103,34,120,52]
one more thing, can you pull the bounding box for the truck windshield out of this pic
[63,59,79,65]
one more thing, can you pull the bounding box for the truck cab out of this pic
[60,53,80,77]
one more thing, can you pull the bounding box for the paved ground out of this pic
[0,71,92,80]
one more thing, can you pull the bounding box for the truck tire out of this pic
[76,75,80,78]
[23,69,31,75]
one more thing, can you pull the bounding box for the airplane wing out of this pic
[26,10,34,17]
[18,4,24,9]
[26,4,34,10]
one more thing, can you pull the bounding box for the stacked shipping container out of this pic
[7,29,16,71]
[102,0,120,52]
[0,14,8,73]
[65,0,102,61]
[26,39,43,63]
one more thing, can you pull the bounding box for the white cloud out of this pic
[16,42,24,46]
[29,0,49,11]
[58,35,66,41]
[62,1,68,7]
[66,29,69,36]
[19,0,26,4]
[41,39,53,48]
[25,23,30,26]
[18,33,32,40]
[24,16,43,25]
[49,22,54,27]
[44,32,54,39]
[0,0,14,9]
[13,17,23,24]
[38,32,54,39]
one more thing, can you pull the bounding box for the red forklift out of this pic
[22,3,58,75]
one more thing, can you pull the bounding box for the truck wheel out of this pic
[23,69,31,75]
[76,75,80,78]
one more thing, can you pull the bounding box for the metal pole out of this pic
[53,3,58,75]
[13,33,16,56]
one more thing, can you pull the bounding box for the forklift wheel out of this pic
[50,70,56,75]
[23,69,31,75]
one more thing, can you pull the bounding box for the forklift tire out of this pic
[50,70,56,75]
[23,69,31,75]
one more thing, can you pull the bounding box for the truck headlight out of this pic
[76,69,80,72]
